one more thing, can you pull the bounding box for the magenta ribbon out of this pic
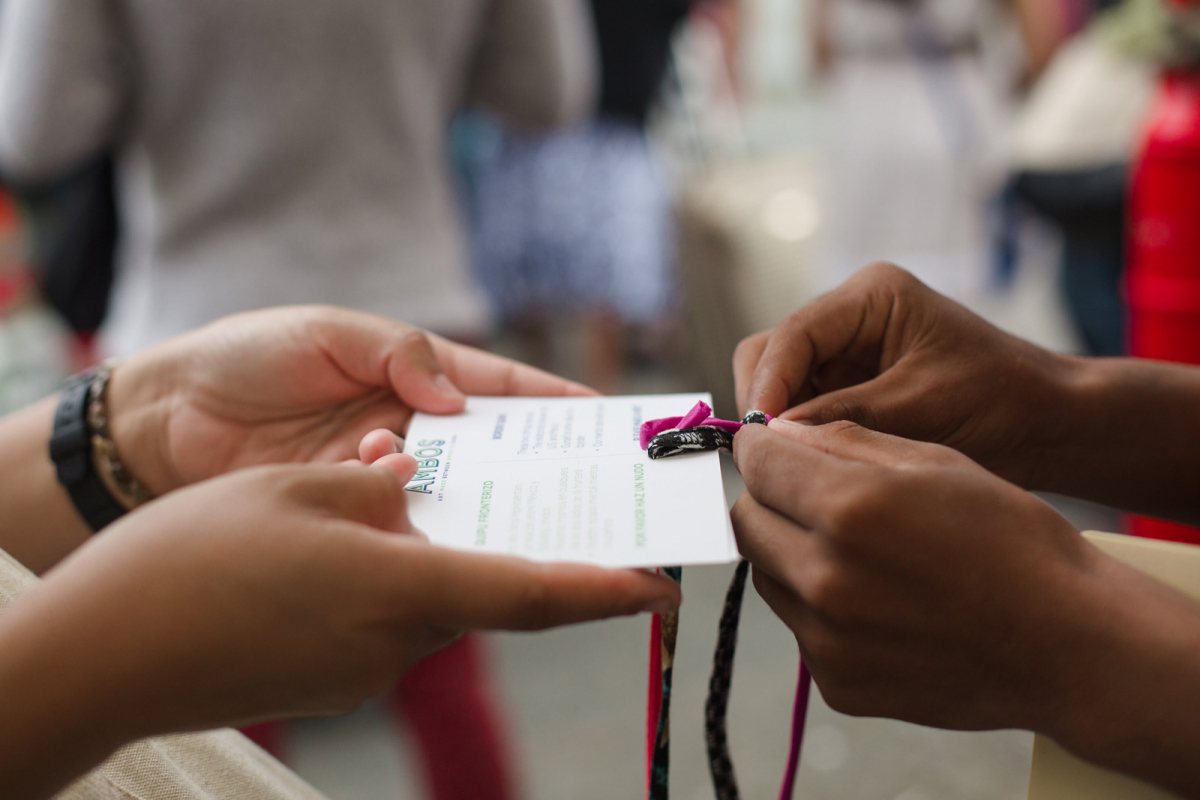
[639,401,767,450]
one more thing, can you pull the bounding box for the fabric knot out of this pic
[640,401,772,460]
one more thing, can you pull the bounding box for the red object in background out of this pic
[242,635,517,800]
[1127,71,1200,544]
[0,191,30,313]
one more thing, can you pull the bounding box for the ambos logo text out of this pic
[406,440,445,494]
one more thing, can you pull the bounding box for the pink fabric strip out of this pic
[646,613,664,794]
[778,661,813,800]
[639,401,764,450]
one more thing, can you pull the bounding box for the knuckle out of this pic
[825,419,861,434]
[865,260,912,288]
[924,442,973,468]
[751,564,795,611]
[824,397,876,429]
[735,431,773,491]
[800,623,846,668]
[271,465,319,505]
[823,473,892,533]
[801,562,852,620]
[366,464,404,502]
[855,260,901,285]
[514,572,555,630]
[820,487,867,534]
[398,327,434,357]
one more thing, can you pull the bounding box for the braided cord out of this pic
[705,559,751,800]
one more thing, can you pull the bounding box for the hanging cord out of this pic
[705,559,751,799]
[647,567,683,800]
[643,402,811,800]
[705,560,812,800]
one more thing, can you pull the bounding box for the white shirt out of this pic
[0,0,596,352]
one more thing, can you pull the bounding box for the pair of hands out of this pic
[10,307,678,769]
[728,263,1088,730]
[727,264,1200,795]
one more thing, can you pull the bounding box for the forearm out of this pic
[1045,552,1200,797]
[1034,357,1200,524]
[0,590,133,799]
[0,398,91,574]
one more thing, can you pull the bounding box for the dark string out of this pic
[706,559,752,800]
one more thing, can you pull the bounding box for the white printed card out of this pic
[401,394,739,568]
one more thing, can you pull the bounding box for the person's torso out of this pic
[107,0,494,352]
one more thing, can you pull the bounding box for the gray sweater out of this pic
[0,0,595,352]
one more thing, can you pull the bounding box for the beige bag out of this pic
[1012,33,1158,171]
[1027,532,1197,800]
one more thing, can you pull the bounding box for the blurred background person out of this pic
[0,0,595,353]
[463,0,697,394]
[0,1,599,798]
[810,0,1066,302]
[1010,0,1156,357]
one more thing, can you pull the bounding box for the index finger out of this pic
[384,544,681,631]
[733,330,770,416]
[744,263,910,416]
[429,335,598,398]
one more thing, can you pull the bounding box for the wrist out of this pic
[989,346,1083,491]
[105,355,182,497]
[0,592,137,797]
[1034,547,1200,791]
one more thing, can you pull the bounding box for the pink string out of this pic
[639,401,767,450]
[778,660,813,800]
[646,613,664,796]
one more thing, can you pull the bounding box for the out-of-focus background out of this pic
[2,0,1199,797]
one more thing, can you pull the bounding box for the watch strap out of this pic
[50,372,128,531]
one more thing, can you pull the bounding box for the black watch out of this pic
[49,371,128,532]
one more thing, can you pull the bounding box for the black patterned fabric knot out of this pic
[741,410,769,426]
[646,411,770,461]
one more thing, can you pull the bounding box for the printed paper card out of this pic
[401,394,739,568]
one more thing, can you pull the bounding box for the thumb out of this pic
[386,329,467,415]
[779,365,917,434]
[388,548,683,631]
[292,463,416,535]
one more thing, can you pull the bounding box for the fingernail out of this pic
[434,373,464,399]
[645,597,680,615]
[391,433,404,454]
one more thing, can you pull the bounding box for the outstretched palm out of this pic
[113,307,592,495]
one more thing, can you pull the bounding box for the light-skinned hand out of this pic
[107,305,594,498]
[0,459,679,799]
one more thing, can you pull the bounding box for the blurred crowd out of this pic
[4,0,1193,410]
[1,0,1199,797]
